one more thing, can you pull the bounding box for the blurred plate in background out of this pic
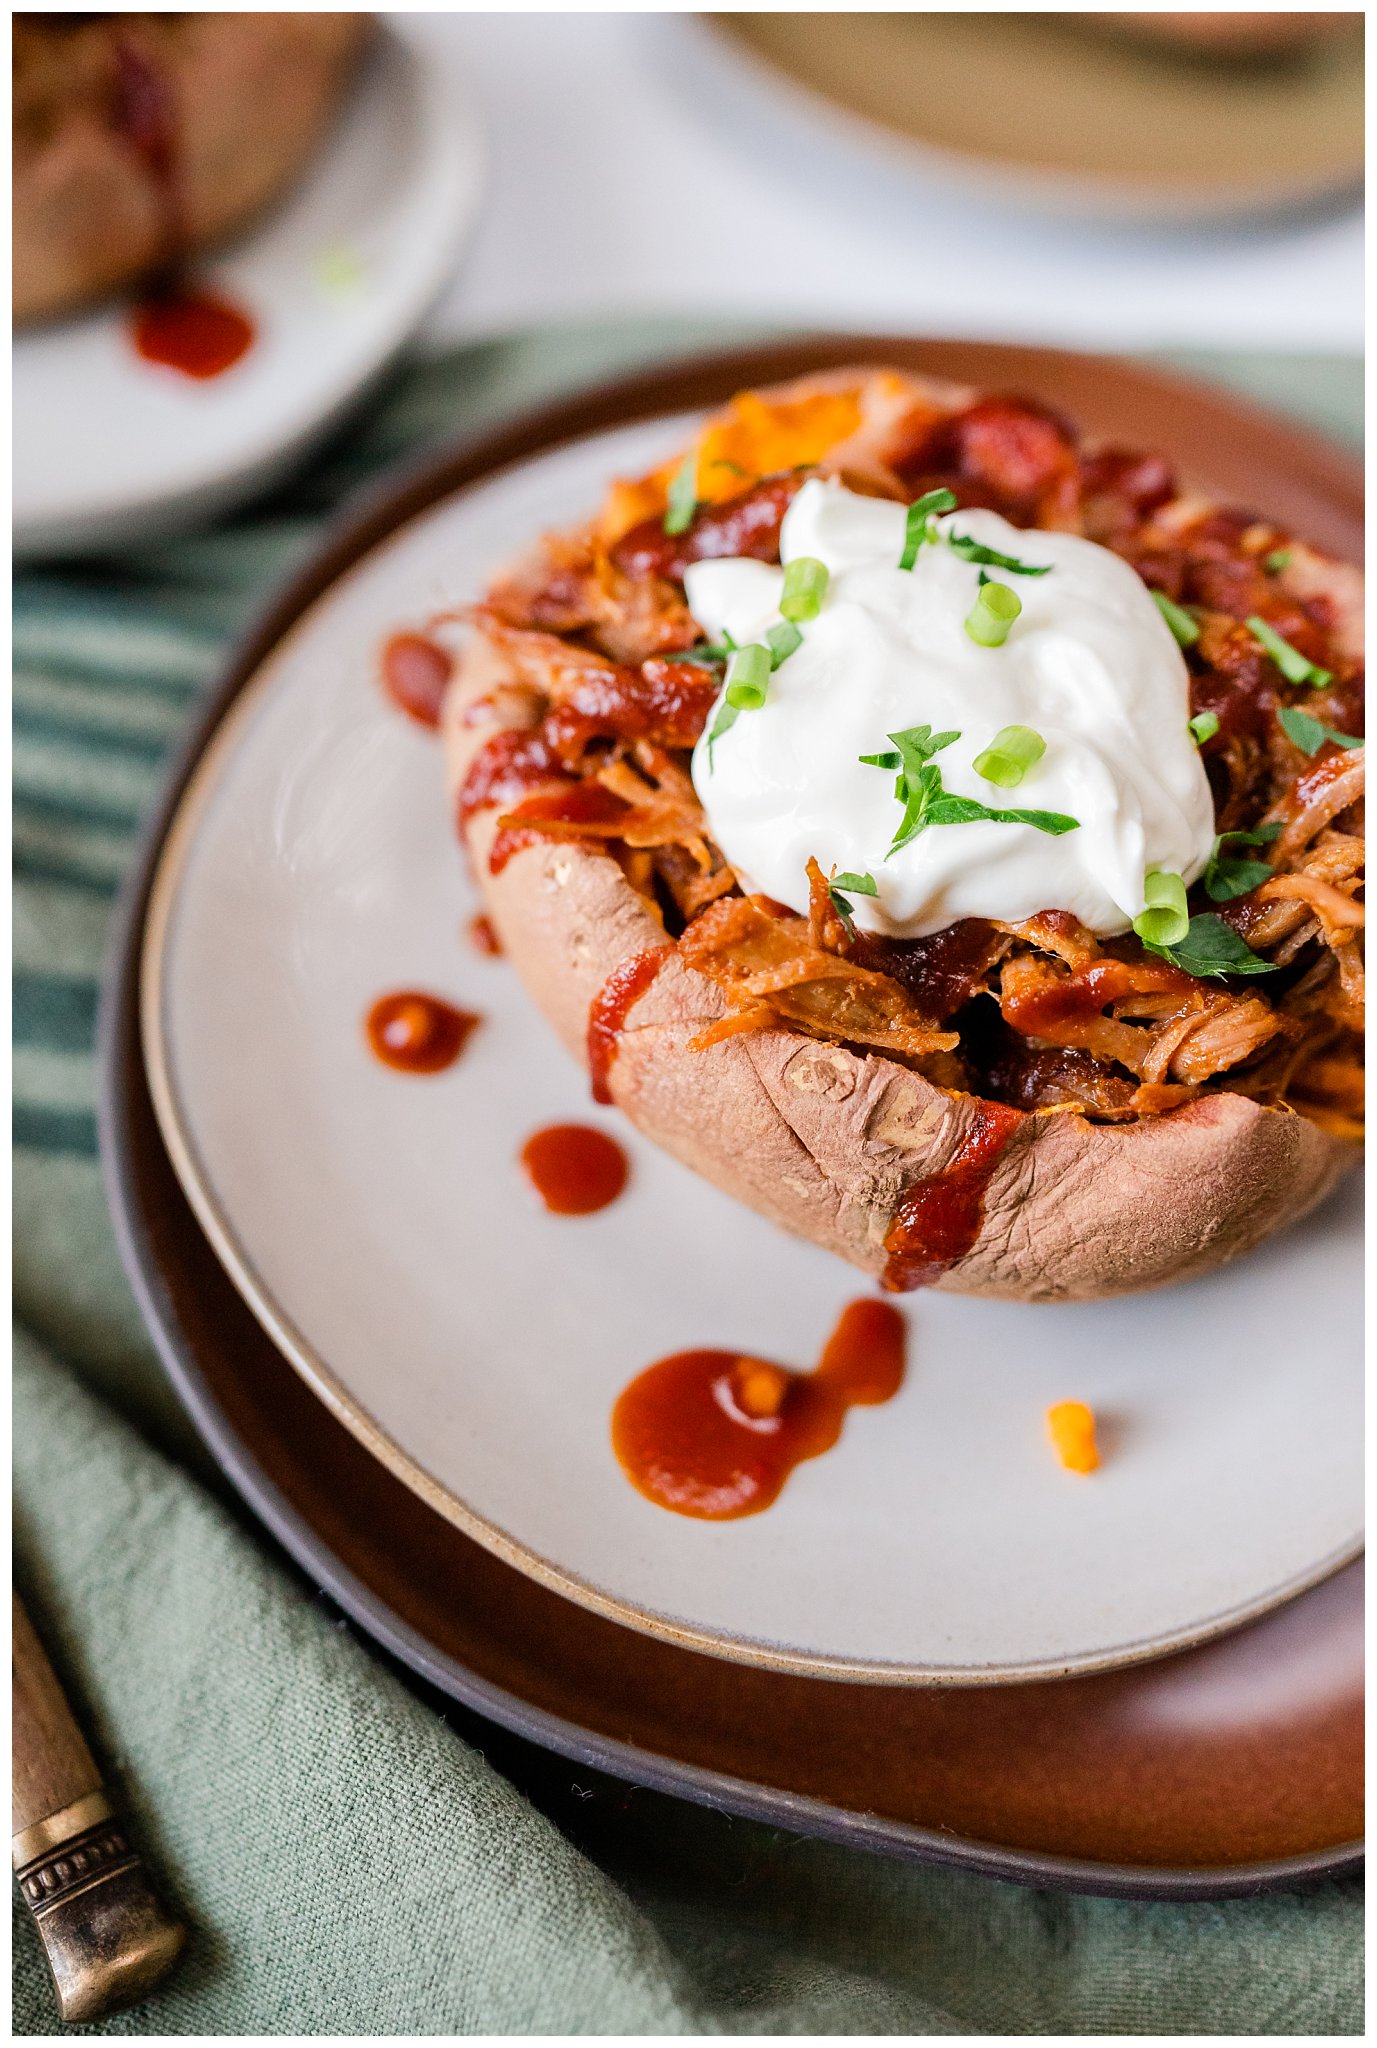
[13,21,485,561]
[704,11,1363,225]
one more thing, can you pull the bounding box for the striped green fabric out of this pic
[13,331,1363,2034]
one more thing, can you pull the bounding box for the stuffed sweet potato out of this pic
[12,11,368,325]
[443,368,1363,1301]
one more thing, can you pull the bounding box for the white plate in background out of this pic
[137,412,1363,1685]
[13,21,485,560]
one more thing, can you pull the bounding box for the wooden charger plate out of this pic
[100,337,1363,1894]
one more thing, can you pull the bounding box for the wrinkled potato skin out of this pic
[444,638,1353,1302]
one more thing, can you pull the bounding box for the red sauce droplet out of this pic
[379,632,452,729]
[587,945,674,1104]
[521,1124,628,1214]
[468,914,502,956]
[882,1099,1023,1291]
[612,1298,906,1519]
[366,992,478,1074]
[131,288,254,379]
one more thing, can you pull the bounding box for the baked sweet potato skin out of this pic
[12,13,368,325]
[445,642,1354,1302]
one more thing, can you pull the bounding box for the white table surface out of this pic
[405,10,1363,356]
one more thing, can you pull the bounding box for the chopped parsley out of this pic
[1277,706,1363,757]
[1202,823,1281,903]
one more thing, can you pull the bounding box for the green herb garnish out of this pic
[972,724,1045,788]
[1188,711,1220,745]
[1264,548,1292,574]
[663,447,698,536]
[827,869,878,938]
[1203,822,1282,903]
[765,620,803,667]
[946,534,1051,576]
[965,579,1022,648]
[1132,870,1189,948]
[860,726,1077,854]
[898,489,958,571]
[1277,706,1363,756]
[1247,615,1332,690]
[1142,913,1280,980]
[1151,590,1200,648]
[780,556,829,621]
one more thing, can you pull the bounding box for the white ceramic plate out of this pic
[13,22,485,560]
[140,414,1363,1684]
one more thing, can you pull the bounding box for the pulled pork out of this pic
[460,373,1364,1136]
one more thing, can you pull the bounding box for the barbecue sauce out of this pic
[380,632,452,729]
[882,1099,1023,1291]
[521,1124,628,1214]
[131,288,254,379]
[587,945,674,1104]
[366,992,478,1073]
[612,1298,906,1520]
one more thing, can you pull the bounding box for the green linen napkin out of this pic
[13,324,1363,2035]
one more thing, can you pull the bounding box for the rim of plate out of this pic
[136,335,1365,1688]
[97,974,1368,1899]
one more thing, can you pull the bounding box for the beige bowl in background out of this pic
[707,10,1363,223]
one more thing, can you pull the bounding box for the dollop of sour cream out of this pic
[687,478,1215,939]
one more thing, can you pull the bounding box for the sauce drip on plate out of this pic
[131,288,254,379]
[366,992,478,1074]
[882,1099,1023,1291]
[380,632,452,729]
[612,1298,905,1519]
[587,945,674,1104]
[521,1124,628,1214]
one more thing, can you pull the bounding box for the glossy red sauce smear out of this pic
[468,914,502,956]
[587,945,674,1104]
[131,288,254,379]
[457,729,565,833]
[612,1299,906,1520]
[882,1100,1024,1291]
[380,632,452,729]
[366,992,478,1074]
[521,1123,628,1214]
[488,781,630,876]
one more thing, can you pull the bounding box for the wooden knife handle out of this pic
[12,1590,186,2023]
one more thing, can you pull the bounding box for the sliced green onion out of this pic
[1247,615,1332,690]
[898,488,957,571]
[1188,711,1220,745]
[1133,870,1189,949]
[946,535,1051,577]
[964,580,1022,648]
[972,724,1045,789]
[662,447,698,536]
[1277,706,1363,756]
[780,556,829,621]
[1151,590,1200,648]
[1264,548,1292,575]
[724,642,772,710]
[766,620,803,667]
